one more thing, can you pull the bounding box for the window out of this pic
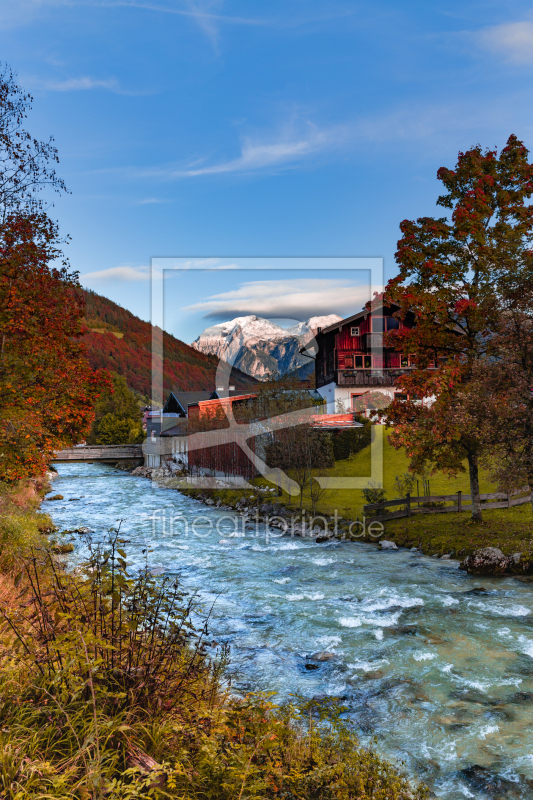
[386,317,400,330]
[401,354,416,367]
[355,355,363,368]
[371,317,385,332]
[350,326,360,336]
[345,355,354,368]
[364,355,372,368]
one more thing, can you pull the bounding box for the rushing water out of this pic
[48,462,533,799]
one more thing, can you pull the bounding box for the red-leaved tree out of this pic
[384,135,533,521]
[0,213,110,481]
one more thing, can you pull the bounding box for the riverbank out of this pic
[0,475,428,799]
[155,472,533,573]
[133,427,533,572]
[37,461,533,798]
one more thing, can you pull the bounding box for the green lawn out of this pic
[270,428,497,519]
[182,429,533,559]
[263,429,533,557]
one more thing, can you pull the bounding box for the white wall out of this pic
[317,382,395,414]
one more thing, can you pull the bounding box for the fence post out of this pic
[406,493,411,518]
[457,490,462,513]
[507,492,511,509]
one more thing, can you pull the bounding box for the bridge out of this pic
[53,444,144,463]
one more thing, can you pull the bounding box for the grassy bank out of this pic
[0,478,428,799]
[178,428,533,560]
[383,505,533,560]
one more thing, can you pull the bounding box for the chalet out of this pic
[315,301,421,413]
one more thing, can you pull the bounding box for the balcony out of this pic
[336,368,411,387]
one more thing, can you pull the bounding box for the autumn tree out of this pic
[0,67,109,480]
[385,135,533,521]
[464,308,533,513]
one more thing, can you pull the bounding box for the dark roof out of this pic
[164,391,213,414]
[210,387,260,399]
[320,301,399,335]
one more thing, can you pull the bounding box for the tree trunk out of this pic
[522,437,533,517]
[467,450,482,522]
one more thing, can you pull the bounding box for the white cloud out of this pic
[36,76,122,92]
[81,265,151,282]
[477,21,533,64]
[134,197,168,205]
[184,129,340,176]
[182,278,371,320]
[134,121,349,179]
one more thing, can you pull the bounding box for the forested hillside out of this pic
[82,289,256,399]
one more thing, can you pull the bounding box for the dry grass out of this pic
[0,479,429,799]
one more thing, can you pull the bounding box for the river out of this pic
[48,462,533,799]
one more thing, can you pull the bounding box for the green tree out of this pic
[88,373,143,445]
[95,413,142,445]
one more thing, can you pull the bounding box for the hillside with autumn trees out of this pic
[82,288,256,399]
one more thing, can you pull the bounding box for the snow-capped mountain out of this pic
[191,314,342,380]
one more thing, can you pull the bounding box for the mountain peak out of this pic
[191,312,343,379]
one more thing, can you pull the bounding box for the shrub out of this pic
[393,472,416,498]
[332,418,372,461]
[362,481,387,506]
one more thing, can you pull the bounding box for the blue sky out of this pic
[3,1,533,342]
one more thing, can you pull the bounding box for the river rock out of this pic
[45,494,64,501]
[458,764,525,798]
[51,542,74,554]
[310,651,336,661]
[379,540,398,550]
[460,547,511,575]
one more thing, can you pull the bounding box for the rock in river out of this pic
[310,651,336,662]
[379,540,398,550]
[460,547,511,575]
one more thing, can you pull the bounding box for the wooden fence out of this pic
[363,487,532,522]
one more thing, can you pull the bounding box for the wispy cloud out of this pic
[134,197,169,205]
[110,0,269,48]
[81,265,151,282]
[132,121,349,179]
[110,91,529,183]
[183,127,344,176]
[183,278,371,320]
[477,20,533,64]
[32,75,122,92]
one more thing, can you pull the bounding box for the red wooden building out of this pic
[315,301,422,412]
